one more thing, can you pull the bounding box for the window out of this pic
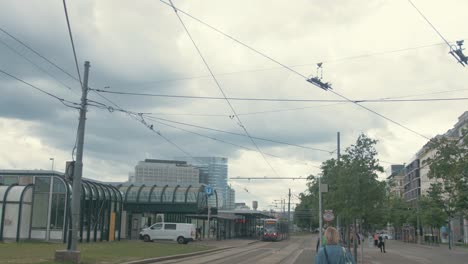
[50,193,65,229]
[151,223,162,230]
[32,193,49,228]
[164,224,176,230]
[3,176,18,185]
[35,177,51,192]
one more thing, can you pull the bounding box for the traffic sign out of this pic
[205,186,214,196]
[323,210,334,222]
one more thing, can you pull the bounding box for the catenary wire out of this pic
[143,115,334,153]
[0,68,80,109]
[0,38,78,93]
[159,1,431,141]
[121,41,455,88]
[407,0,452,48]
[91,89,468,103]
[0,27,80,84]
[167,0,280,177]
[62,0,83,87]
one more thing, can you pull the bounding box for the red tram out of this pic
[261,218,288,241]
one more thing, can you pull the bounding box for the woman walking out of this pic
[314,227,356,264]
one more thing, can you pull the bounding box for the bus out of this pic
[261,218,288,241]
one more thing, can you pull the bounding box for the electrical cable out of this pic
[0,27,80,84]
[62,0,83,88]
[0,68,80,109]
[143,115,334,153]
[0,38,77,93]
[159,1,431,141]
[407,0,451,48]
[167,0,280,177]
[121,40,456,88]
[91,89,468,103]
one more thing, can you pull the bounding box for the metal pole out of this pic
[319,175,323,247]
[336,132,340,235]
[50,158,55,171]
[70,61,90,252]
[207,202,210,239]
[288,189,291,236]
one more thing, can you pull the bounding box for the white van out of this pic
[139,222,196,244]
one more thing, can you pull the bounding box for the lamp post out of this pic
[50,158,55,171]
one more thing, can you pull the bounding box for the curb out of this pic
[122,240,260,264]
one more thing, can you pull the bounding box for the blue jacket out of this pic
[314,244,356,264]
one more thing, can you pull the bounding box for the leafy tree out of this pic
[424,130,467,248]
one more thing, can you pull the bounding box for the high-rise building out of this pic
[131,159,199,185]
[176,157,228,208]
[386,164,405,198]
[225,185,236,210]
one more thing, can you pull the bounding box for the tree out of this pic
[424,130,468,248]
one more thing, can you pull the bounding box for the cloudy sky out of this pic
[1,0,467,210]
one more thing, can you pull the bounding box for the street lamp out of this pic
[49,158,54,171]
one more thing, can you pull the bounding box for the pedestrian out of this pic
[378,233,386,253]
[316,230,326,252]
[373,233,379,247]
[314,227,356,264]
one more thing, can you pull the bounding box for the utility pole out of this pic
[69,61,90,253]
[319,175,323,247]
[336,132,340,233]
[288,188,291,237]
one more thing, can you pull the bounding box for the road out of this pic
[147,235,468,264]
[151,236,309,264]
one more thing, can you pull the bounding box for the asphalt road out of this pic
[145,235,468,264]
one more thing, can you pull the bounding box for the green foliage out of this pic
[296,134,386,229]
[424,130,468,217]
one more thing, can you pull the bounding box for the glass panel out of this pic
[162,187,174,202]
[164,224,176,230]
[4,176,18,185]
[126,187,138,202]
[53,179,66,193]
[34,177,50,192]
[32,193,49,228]
[139,187,151,202]
[19,176,33,185]
[174,187,187,203]
[50,193,65,229]
[186,189,198,203]
[0,176,2,184]
[149,187,163,203]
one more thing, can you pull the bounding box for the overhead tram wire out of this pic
[159,1,431,141]
[407,0,452,48]
[0,68,80,109]
[113,38,463,88]
[143,115,334,153]
[91,89,468,104]
[62,0,83,87]
[0,27,81,84]
[145,116,330,165]
[166,0,280,177]
[0,38,78,94]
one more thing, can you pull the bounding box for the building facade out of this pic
[386,164,405,198]
[176,157,228,209]
[225,186,236,210]
[132,159,199,186]
[403,159,420,202]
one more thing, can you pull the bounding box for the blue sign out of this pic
[205,186,214,196]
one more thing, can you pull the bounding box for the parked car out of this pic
[139,222,196,244]
[381,233,393,240]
